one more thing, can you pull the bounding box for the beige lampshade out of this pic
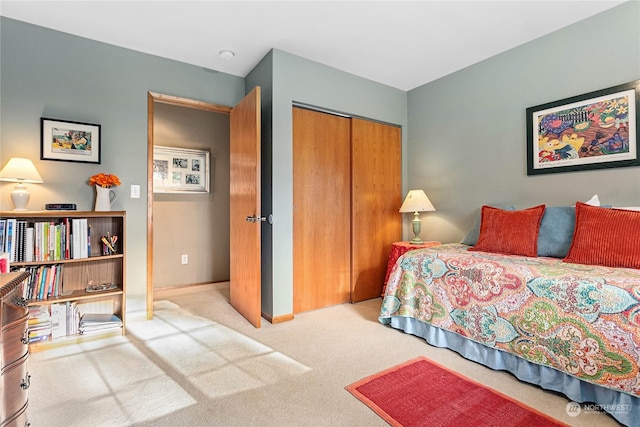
[399,190,435,213]
[0,157,44,183]
[0,158,44,211]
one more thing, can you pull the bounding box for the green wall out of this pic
[248,49,408,317]
[272,50,407,317]
[1,18,407,319]
[407,1,640,244]
[245,50,275,316]
[0,17,245,302]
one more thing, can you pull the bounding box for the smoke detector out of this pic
[219,49,235,61]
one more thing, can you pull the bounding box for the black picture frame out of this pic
[526,80,639,176]
[41,117,101,164]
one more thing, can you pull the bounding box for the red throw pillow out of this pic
[469,205,545,257]
[564,202,640,269]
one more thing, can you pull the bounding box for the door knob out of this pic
[246,215,266,223]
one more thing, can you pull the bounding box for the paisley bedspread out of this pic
[379,243,640,397]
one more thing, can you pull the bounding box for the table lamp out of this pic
[0,157,44,211]
[399,189,435,244]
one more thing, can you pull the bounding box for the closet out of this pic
[292,107,402,313]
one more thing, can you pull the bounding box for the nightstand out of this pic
[382,241,441,296]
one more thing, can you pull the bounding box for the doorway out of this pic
[146,90,263,327]
[146,92,232,319]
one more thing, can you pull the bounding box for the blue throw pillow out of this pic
[537,206,575,257]
[461,205,515,246]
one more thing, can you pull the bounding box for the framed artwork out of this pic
[41,118,101,164]
[153,145,210,193]
[526,80,639,175]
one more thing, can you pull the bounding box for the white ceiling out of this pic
[0,1,626,91]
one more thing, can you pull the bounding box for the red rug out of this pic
[346,356,569,427]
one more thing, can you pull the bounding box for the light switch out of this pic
[131,185,140,198]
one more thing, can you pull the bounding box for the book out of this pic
[87,224,92,257]
[80,218,88,258]
[5,218,16,262]
[34,222,41,261]
[63,218,71,259]
[25,226,34,262]
[79,313,122,335]
[43,221,50,261]
[30,266,44,300]
[53,265,62,298]
[47,266,56,299]
[71,219,81,259]
[16,220,27,262]
[0,252,9,273]
[80,313,122,324]
[50,303,67,339]
[48,221,56,260]
[15,221,22,262]
[28,333,50,344]
[22,266,39,300]
[38,266,50,300]
[54,223,61,260]
[77,299,114,315]
[27,311,50,323]
[67,301,79,336]
[28,305,52,343]
[0,219,5,252]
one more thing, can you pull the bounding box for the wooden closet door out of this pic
[293,107,351,313]
[351,118,402,302]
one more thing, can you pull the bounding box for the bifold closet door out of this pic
[350,118,402,302]
[293,107,351,313]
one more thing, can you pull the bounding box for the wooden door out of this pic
[292,107,351,313]
[351,118,402,302]
[230,87,262,327]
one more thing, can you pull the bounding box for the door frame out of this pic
[146,92,231,319]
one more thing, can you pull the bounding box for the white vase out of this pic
[95,186,117,211]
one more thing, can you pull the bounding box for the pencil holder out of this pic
[101,235,118,255]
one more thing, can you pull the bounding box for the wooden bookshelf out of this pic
[0,211,126,351]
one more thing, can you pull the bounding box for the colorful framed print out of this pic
[41,118,101,164]
[526,80,639,175]
[153,145,210,193]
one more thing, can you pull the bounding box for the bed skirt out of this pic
[389,316,639,427]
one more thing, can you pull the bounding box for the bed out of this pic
[379,202,640,426]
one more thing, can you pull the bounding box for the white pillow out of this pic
[584,194,600,206]
[617,206,640,211]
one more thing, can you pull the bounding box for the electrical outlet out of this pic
[181,254,188,264]
[131,184,140,198]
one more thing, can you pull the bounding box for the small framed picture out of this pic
[41,118,101,164]
[153,145,210,193]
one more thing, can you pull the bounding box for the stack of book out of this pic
[78,313,122,335]
[0,217,91,263]
[28,305,52,343]
[21,265,63,301]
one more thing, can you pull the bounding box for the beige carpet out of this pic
[27,282,618,426]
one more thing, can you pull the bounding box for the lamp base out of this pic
[11,183,30,211]
[409,211,423,245]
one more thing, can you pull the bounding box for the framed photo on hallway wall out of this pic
[526,80,639,175]
[153,145,210,193]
